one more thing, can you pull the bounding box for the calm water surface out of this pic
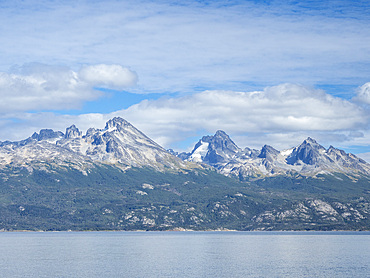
[0,231,369,278]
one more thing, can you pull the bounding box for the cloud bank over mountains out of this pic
[117,83,370,150]
[0,67,368,160]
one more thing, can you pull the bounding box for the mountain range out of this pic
[174,130,370,179]
[0,117,369,231]
[1,117,369,179]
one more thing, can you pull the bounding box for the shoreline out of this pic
[1,228,369,233]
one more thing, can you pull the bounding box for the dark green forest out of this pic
[0,164,369,231]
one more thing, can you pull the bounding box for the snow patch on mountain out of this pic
[188,141,209,163]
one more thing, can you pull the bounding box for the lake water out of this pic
[0,231,369,278]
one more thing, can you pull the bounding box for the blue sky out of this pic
[0,0,370,160]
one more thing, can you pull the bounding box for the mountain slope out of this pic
[0,163,369,231]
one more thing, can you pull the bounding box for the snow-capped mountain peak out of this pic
[182,130,241,165]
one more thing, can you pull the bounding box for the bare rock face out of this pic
[286,137,329,166]
[64,125,82,139]
[31,129,64,141]
[258,145,280,161]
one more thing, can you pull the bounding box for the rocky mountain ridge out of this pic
[177,131,370,179]
[0,117,188,172]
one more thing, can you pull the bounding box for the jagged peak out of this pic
[327,145,342,153]
[201,130,229,142]
[67,124,78,129]
[31,129,64,141]
[85,127,97,137]
[285,137,328,165]
[261,144,277,151]
[303,137,318,145]
[203,130,239,151]
[203,130,234,142]
[65,124,82,139]
[297,137,325,151]
[258,145,279,159]
[214,130,228,137]
[105,117,130,130]
[186,130,240,165]
[326,146,367,164]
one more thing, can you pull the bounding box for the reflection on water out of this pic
[0,231,369,278]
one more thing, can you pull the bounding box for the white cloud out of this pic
[109,83,368,150]
[0,63,137,113]
[118,83,366,132]
[79,64,138,89]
